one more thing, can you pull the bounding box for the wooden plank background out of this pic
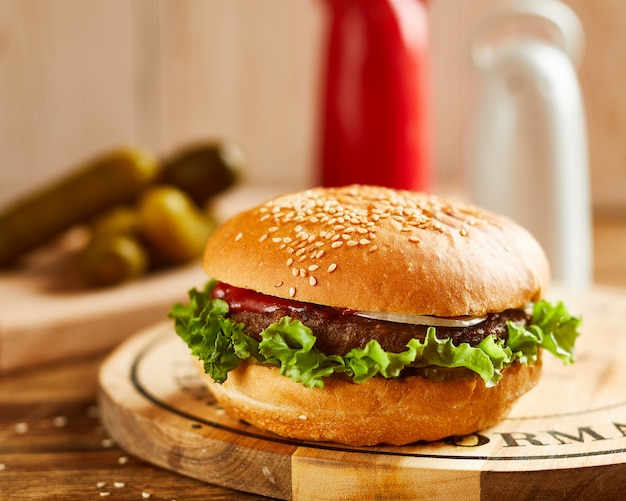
[0,0,625,214]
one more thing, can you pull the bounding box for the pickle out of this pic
[161,140,244,205]
[79,233,149,286]
[137,185,216,265]
[91,206,140,235]
[0,147,160,266]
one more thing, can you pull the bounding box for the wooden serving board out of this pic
[98,285,626,500]
[0,229,207,373]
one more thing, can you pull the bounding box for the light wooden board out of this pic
[0,230,207,373]
[98,285,626,500]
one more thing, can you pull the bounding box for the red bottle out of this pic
[318,0,432,192]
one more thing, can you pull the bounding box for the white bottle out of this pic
[468,0,592,287]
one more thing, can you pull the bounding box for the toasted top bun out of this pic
[203,185,550,317]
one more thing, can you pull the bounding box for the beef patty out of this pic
[229,306,529,356]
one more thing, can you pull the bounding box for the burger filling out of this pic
[213,282,526,356]
[170,280,581,389]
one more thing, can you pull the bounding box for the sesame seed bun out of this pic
[202,185,550,316]
[193,186,551,445]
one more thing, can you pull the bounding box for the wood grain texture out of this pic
[99,285,626,500]
[1,0,626,213]
[0,354,270,500]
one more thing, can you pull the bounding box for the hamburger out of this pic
[170,185,580,446]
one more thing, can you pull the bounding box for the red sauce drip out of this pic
[211,282,354,319]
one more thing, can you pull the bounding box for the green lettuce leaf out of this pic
[169,281,259,383]
[258,317,347,388]
[169,284,581,389]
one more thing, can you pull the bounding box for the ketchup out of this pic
[211,282,354,319]
[318,0,432,191]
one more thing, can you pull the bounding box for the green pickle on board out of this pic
[77,206,147,286]
[90,206,141,236]
[0,147,160,266]
[161,141,243,205]
[137,185,216,266]
[0,140,241,286]
[79,232,149,287]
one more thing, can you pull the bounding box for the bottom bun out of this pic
[195,356,542,446]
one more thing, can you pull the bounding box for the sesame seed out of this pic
[275,281,284,287]
[299,268,307,277]
[99,492,111,497]
[100,438,114,448]
[298,415,308,420]
[331,241,343,249]
[260,214,270,221]
[14,422,28,434]
[346,240,358,246]
[272,237,282,243]
[292,268,299,277]
[359,239,371,245]
[409,236,420,243]
[286,258,294,266]
[0,464,5,471]
[369,245,378,253]
[53,416,68,428]
[97,482,106,488]
[327,263,337,272]
[142,493,151,499]
[315,250,325,259]
[459,228,468,237]
[114,482,125,488]
[118,456,129,465]
[308,264,320,271]
[289,287,296,298]
[268,226,279,232]
[259,234,268,242]
[309,276,317,286]
[235,232,243,242]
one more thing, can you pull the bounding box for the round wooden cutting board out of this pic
[98,286,626,500]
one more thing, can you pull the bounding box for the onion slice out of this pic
[354,311,488,327]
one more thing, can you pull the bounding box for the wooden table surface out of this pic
[1,213,625,501]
